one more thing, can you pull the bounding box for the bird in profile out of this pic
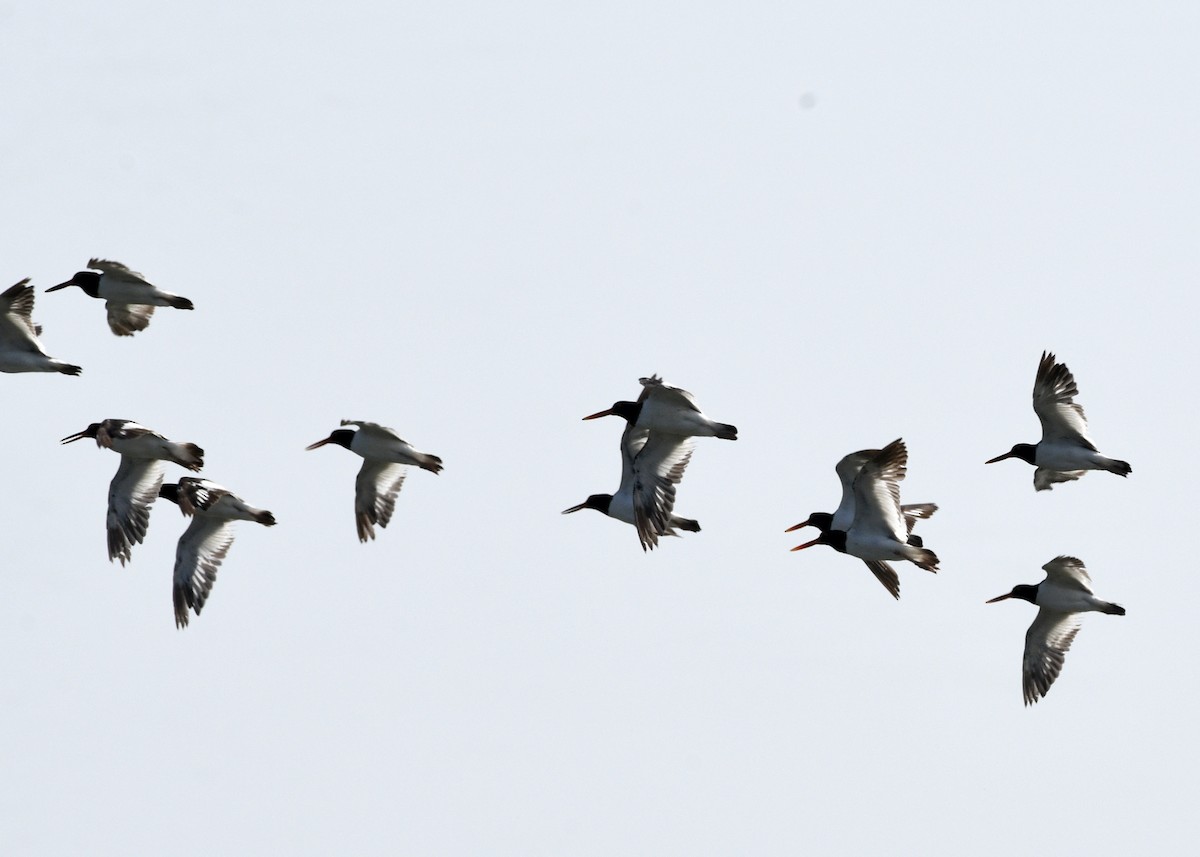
[786,447,937,599]
[986,351,1131,490]
[986,555,1125,705]
[47,259,194,336]
[791,439,939,595]
[0,278,82,375]
[582,374,738,440]
[61,419,205,565]
[563,422,699,551]
[160,477,276,629]
[306,420,443,542]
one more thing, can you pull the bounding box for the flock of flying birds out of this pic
[1,260,1131,703]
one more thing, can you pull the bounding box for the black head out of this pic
[561,494,612,515]
[985,443,1037,466]
[305,428,356,451]
[60,422,102,444]
[581,401,642,423]
[159,483,181,505]
[985,582,1040,605]
[47,270,101,297]
[784,511,833,534]
[790,528,847,554]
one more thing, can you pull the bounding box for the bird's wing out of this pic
[618,422,649,489]
[831,449,878,528]
[900,502,937,534]
[354,459,407,542]
[105,301,155,336]
[98,420,158,448]
[1033,351,1095,448]
[1033,467,1087,492]
[850,439,908,542]
[340,419,406,444]
[177,477,229,516]
[1022,608,1082,705]
[862,560,901,600]
[1041,555,1094,594]
[107,458,164,565]
[89,258,150,284]
[173,517,236,628]
[631,432,695,551]
[638,374,701,412]
[0,279,43,346]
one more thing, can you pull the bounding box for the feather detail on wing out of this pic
[354,460,407,542]
[638,374,701,413]
[862,560,901,600]
[1033,351,1095,448]
[0,279,41,343]
[105,301,155,336]
[89,258,150,284]
[851,439,909,543]
[630,432,694,551]
[1041,555,1094,593]
[1022,609,1082,705]
[173,518,235,628]
[107,458,164,565]
[1033,467,1087,491]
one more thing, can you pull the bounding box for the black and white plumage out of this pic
[582,374,737,440]
[986,556,1125,705]
[791,440,939,588]
[0,278,82,375]
[48,259,194,336]
[160,477,276,629]
[305,420,443,542]
[562,422,699,551]
[60,419,205,565]
[786,447,937,599]
[986,351,1131,490]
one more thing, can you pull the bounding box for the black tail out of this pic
[906,546,939,572]
[1105,459,1132,478]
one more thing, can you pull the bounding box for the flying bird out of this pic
[306,420,443,542]
[0,278,82,375]
[48,258,194,336]
[582,374,737,440]
[563,422,699,551]
[791,439,939,594]
[786,447,937,599]
[986,351,1131,490]
[986,555,1125,705]
[61,419,205,565]
[160,477,276,629]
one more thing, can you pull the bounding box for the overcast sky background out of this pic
[1,2,1194,854]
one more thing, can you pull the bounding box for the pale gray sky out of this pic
[1,1,1194,854]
